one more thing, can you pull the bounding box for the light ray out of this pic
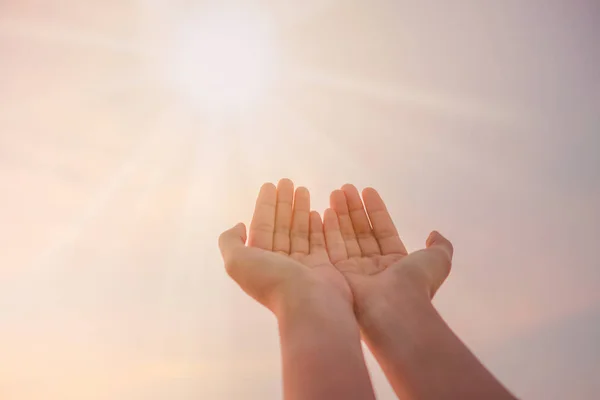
[158,116,227,322]
[277,79,523,201]
[130,132,192,217]
[230,109,274,186]
[0,16,146,55]
[0,66,154,132]
[224,90,369,192]
[80,74,158,105]
[272,102,372,190]
[221,110,260,205]
[28,103,181,275]
[287,66,519,125]
[274,0,340,32]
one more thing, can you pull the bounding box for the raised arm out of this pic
[358,271,516,400]
[219,180,375,400]
[276,272,372,400]
[324,184,517,400]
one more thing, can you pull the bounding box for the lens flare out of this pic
[164,7,279,112]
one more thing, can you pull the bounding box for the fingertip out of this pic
[260,182,276,190]
[259,182,277,196]
[219,223,247,253]
[309,210,323,227]
[294,186,309,202]
[229,222,247,239]
[295,186,309,196]
[341,184,364,209]
[235,222,247,239]
[427,230,453,258]
[330,189,344,205]
[341,183,358,193]
[362,187,379,198]
[323,207,336,221]
[426,230,435,245]
[277,178,294,189]
[426,230,440,246]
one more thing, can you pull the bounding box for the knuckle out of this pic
[356,231,374,240]
[274,223,291,233]
[252,222,274,233]
[376,228,398,239]
[310,235,325,246]
[290,230,308,239]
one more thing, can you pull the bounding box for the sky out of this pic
[1,0,599,399]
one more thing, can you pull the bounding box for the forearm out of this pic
[359,288,516,400]
[276,290,375,400]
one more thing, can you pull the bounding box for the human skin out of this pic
[218,179,375,400]
[323,184,517,400]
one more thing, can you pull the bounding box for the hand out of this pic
[219,179,352,314]
[220,180,375,399]
[323,185,516,400]
[323,184,454,316]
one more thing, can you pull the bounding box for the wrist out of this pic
[275,277,354,323]
[355,280,434,338]
[275,276,375,400]
[276,278,364,370]
[270,267,353,320]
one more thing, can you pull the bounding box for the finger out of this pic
[362,187,407,255]
[273,178,294,254]
[309,211,327,256]
[218,223,247,271]
[248,183,277,250]
[341,184,381,256]
[323,208,348,264]
[425,231,454,297]
[290,186,310,255]
[330,190,361,257]
[426,230,454,261]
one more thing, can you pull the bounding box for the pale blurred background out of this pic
[1,1,599,399]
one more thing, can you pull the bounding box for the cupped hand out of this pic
[323,184,454,313]
[219,179,351,313]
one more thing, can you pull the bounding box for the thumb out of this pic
[424,231,454,297]
[218,223,247,262]
[426,230,454,261]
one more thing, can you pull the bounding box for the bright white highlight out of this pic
[167,8,278,111]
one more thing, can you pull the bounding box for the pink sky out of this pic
[1,1,599,399]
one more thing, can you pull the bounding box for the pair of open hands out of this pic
[218,178,454,321]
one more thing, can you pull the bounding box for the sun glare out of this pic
[165,8,279,112]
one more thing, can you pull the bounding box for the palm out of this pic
[323,185,453,300]
[220,179,350,309]
[334,253,405,276]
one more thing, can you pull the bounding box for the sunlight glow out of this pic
[165,8,279,112]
